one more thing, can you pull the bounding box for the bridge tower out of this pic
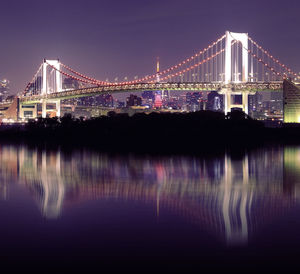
[221,31,250,114]
[41,59,62,95]
[224,31,249,84]
[41,59,62,118]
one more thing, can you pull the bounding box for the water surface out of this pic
[0,145,300,271]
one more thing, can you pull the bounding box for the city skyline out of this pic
[1,0,300,93]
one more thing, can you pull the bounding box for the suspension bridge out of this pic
[15,31,300,119]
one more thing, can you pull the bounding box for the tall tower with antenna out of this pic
[154,57,163,108]
[156,57,160,83]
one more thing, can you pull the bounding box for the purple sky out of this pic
[1,0,300,94]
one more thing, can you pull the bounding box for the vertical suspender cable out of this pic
[205,48,207,81]
[211,46,213,81]
[256,45,258,81]
[215,42,217,81]
[197,53,200,82]
[251,40,253,82]
[201,49,205,82]
[262,47,264,82]
[237,42,239,82]
[221,38,223,82]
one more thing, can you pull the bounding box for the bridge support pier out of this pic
[42,100,47,118]
[242,92,249,115]
[222,88,232,114]
[41,100,61,118]
[19,103,38,119]
[219,89,250,115]
[56,100,61,118]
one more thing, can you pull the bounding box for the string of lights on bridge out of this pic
[23,32,299,96]
[60,63,109,85]
[23,64,43,94]
[44,36,230,86]
[57,34,227,86]
[150,47,227,83]
[248,36,298,77]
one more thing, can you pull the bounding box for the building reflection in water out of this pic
[0,145,299,245]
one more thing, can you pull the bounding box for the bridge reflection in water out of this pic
[0,145,298,245]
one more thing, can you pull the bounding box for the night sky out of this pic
[1,0,300,94]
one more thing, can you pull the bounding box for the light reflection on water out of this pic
[0,145,299,248]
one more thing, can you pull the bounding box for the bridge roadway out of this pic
[19,81,283,105]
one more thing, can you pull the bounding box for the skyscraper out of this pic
[126,94,142,107]
[0,79,10,102]
[207,91,223,111]
[283,80,300,123]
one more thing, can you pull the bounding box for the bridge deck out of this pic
[20,81,283,104]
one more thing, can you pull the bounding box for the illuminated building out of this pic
[186,92,203,112]
[207,91,223,111]
[126,94,142,107]
[142,90,154,108]
[283,79,300,123]
[142,90,154,101]
[0,79,10,102]
[153,92,163,108]
[248,92,263,118]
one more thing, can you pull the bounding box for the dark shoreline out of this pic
[0,110,299,155]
